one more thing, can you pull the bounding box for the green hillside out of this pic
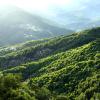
[0,27,100,100]
[0,27,100,68]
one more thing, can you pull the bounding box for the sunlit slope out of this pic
[0,27,99,100]
[0,27,100,68]
[3,39,100,99]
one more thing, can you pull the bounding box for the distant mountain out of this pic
[0,5,73,46]
[46,7,100,31]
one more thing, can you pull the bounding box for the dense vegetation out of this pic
[0,27,100,100]
[0,27,100,68]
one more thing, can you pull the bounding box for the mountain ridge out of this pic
[0,5,73,46]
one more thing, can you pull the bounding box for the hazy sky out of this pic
[0,0,100,26]
[0,0,91,13]
[0,0,99,13]
[0,0,73,9]
[0,0,99,18]
[0,0,76,14]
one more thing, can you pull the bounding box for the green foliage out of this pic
[0,27,100,100]
[0,74,52,100]
[0,27,100,68]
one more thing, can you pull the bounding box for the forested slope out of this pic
[0,27,100,100]
[3,39,100,99]
[0,27,100,68]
